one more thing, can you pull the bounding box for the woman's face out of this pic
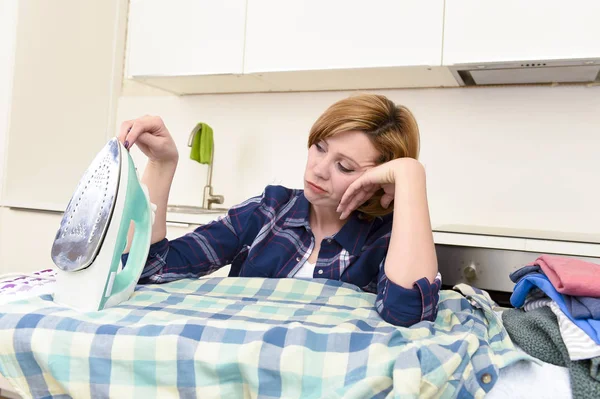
[304,130,380,210]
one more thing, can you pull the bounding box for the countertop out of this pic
[4,203,599,258]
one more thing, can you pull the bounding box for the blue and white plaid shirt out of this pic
[131,185,441,327]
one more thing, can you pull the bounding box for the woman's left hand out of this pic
[337,158,423,219]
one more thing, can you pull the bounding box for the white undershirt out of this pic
[294,259,316,278]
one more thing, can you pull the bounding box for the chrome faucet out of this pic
[187,128,225,210]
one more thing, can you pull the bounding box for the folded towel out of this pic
[510,272,600,344]
[512,262,600,320]
[567,296,600,320]
[535,255,600,297]
[509,264,541,283]
[189,122,213,164]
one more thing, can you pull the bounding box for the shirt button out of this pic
[327,238,332,243]
[480,373,492,384]
[318,269,324,275]
[296,257,301,262]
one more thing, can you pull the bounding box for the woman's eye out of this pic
[337,163,354,173]
[315,143,325,152]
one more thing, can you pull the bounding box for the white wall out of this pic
[0,0,18,199]
[116,83,600,237]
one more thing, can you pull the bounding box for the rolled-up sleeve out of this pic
[138,237,170,282]
[375,261,442,327]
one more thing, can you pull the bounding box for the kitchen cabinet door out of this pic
[126,0,269,94]
[0,0,18,200]
[1,0,127,212]
[443,0,600,65]
[0,208,62,275]
[0,210,220,276]
[244,0,444,72]
[243,0,454,91]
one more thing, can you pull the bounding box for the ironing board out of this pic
[0,269,56,305]
[0,270,56,397]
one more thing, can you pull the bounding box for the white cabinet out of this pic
[127,0,246,77]
[126,0,271,94]
[0,207,223,275]
[0,0,18,201]
[0,208,62,274]
[1,0,128,212]
[243,0,456,91]
[125,0,458,94]
[443,0,600,65]
[245,0,443,72]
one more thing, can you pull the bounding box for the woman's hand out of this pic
[337,158,425,219]
[118,115,179,165]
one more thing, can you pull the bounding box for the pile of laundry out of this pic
[503,255,600,399]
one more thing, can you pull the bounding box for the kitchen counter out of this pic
[165,205,227,225]
[1,203,228,226]
[4,203,598,257]
[434,224,600,258]
[435,224,600,244]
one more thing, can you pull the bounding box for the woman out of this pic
[119,94,440,327]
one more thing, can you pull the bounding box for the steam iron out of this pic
[51,137,153,311]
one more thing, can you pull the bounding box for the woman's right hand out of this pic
[118,115,179,165]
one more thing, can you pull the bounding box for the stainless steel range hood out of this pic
[449,58,600,86]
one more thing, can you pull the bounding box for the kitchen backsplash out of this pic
[116,83,600,236]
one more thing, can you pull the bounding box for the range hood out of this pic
[449,58,600,86]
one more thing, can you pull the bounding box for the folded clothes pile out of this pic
[503,255,600,399]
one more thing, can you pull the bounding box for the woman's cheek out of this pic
[337,177,356,198]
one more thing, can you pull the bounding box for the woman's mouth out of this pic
[306,181,326,193]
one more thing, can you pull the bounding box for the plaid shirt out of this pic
[0,279,531,398]
[131,185,441,327]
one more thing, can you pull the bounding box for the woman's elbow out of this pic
[377,303,438,327]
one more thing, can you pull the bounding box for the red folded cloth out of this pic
[535,254,600,297]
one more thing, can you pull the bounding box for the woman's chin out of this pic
[304,191,318,204]
[304,185,339,207]
[305,194,336,209]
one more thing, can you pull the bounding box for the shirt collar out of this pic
[283,191,376,256]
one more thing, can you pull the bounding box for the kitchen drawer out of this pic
[436,243,600,297]
[0,207,62,274]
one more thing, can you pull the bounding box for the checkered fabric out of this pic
[0,278,532,398]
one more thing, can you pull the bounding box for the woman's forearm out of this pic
[142,158,178,244]
[124,158,178,253]
[384,160,438,288]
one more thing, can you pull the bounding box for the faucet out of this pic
[203,185,224,209]
[187,128,225,210]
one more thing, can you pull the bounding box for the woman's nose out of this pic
[312,157,330,180]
